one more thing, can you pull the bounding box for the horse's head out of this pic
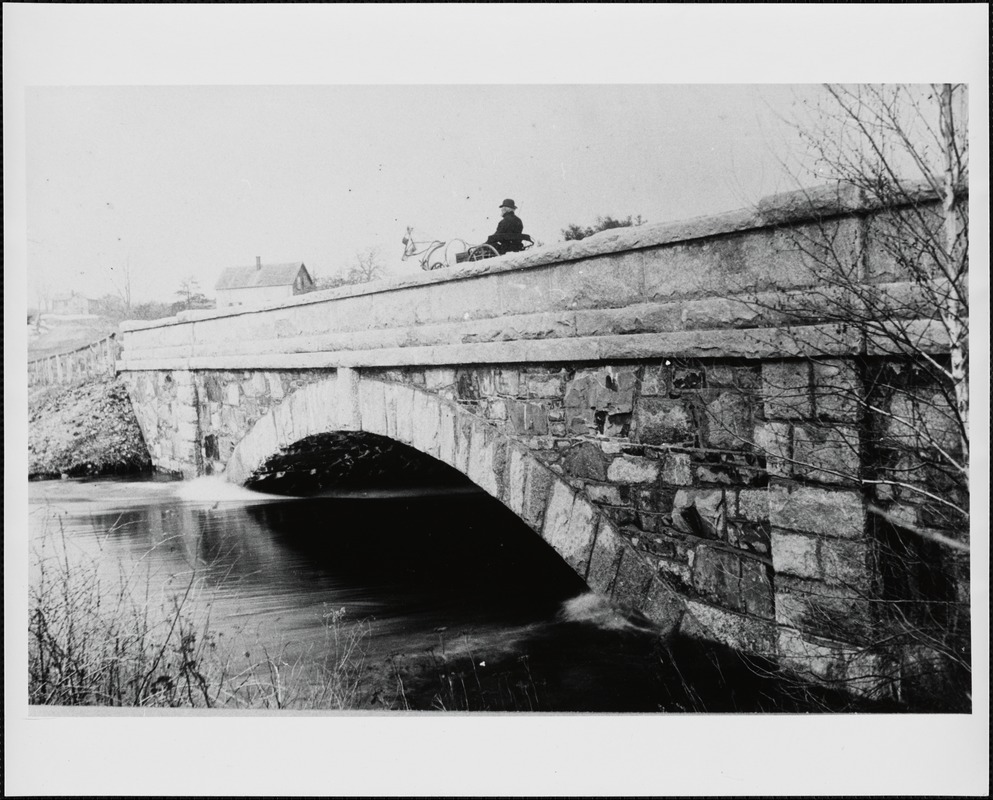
[401,226,416,260]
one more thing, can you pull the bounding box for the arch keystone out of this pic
[335,367,361,430]
[357,377,387,435]
[393,384,415,444]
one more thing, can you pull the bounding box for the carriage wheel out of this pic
[429,260,446,270]
[467,244,499,262]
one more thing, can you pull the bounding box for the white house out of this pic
[50,292,95,315]
[215,258,315,308]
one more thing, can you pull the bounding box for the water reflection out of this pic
[31,478,591,675]
[29,477,876,712]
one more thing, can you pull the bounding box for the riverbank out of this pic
[28,376,152,479]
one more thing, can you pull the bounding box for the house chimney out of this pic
[256,256,262,270]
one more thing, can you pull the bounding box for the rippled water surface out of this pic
[29,475,855,712]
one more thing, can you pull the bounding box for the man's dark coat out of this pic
[486,212,524,253]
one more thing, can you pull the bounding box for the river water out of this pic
[28,475,848,712]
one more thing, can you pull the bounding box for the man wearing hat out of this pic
[485,199,525,254]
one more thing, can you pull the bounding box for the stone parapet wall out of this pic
[118,187,953,374]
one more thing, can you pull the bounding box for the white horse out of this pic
[400,227,469,271]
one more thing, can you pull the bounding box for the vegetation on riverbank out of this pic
[29,521,372,709]
[382,623,897,714]
[28,376,151,479]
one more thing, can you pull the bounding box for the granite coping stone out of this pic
[120,183,947,333]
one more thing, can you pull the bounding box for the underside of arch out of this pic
[223,373,686,637]
[245,430,474,495]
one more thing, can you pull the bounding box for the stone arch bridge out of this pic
[119,186,957,699]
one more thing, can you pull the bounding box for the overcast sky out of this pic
[8,5,987,313]
[24,83,819,304]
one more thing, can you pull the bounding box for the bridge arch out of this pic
[223,371,685,636]
[119,185,968,700]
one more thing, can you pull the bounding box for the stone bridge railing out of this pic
[118,184,950,374]
[118,185,962,702]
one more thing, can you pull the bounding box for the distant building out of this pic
[215,258,315,308]
[50,292,94,315]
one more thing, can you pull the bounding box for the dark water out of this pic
[28,475,863,712]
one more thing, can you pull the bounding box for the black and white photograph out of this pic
[5,4,989,797]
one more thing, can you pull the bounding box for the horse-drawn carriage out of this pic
[401,227,533,271]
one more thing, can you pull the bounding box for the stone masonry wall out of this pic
[124,368,331,476]
[364,356,880,683]
[126,352,965,698]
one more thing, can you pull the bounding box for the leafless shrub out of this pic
[29,521,372,709]
[698,85,971,708]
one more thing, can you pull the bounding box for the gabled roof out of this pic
[215,262,310,290]
[51,291,94,302]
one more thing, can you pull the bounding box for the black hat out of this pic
[500,199,517,210]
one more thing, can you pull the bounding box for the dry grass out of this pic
[29,522,371,709]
